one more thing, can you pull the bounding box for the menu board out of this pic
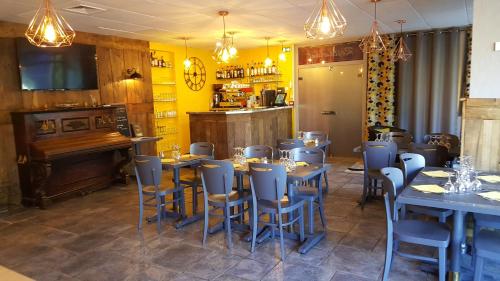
[113,104,130,137]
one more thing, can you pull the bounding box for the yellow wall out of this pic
[149,42,217,153]
[231,44,294,102]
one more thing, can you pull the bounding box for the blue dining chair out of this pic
[473,229,500,281]
[134,155,184,233]
[408,143,448,167]
[361,141,397,208]
[472,213,500,280]
[298,131,331,193]
[200,159,252,249]
[249,163,305,261]
[290,147,327,234]
[180,142,215,215]
[277,139,305,151]
[382,131,413,150]
[244,145,273,159]
[400,153,453,223]
[380,167,450,281]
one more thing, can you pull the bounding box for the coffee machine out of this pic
[261,89,276,107]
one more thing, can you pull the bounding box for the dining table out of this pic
[397,167,500,281]
[233,160,331,254]
[160,154,212,229]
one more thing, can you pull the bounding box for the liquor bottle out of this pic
[246,64,250,77]
[152,52,158,67]
[271,62,276,75]
[240,66,245,78]
[233,66,238,78]
[250,63,255,77]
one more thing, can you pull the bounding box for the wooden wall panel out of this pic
[462,99,500,172]
[0,21,154,208]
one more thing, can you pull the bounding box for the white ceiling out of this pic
[0,0,473,49]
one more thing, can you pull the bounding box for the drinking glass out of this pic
[444,173,456,193]
[297,131,304,140]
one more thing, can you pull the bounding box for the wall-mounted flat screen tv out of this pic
[16,38,98,91]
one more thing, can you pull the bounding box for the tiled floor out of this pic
[0,157,497,281]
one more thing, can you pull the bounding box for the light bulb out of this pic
[264,57,272,67]
[319,16,331,34]
[43,21,56,43]
[229,46,237,57]
[279,52,286,62]
[221,48,230,62]
[183,58,191,70]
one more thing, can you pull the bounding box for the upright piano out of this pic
[11,106,132,208]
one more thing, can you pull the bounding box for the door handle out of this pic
[321,111,336,115]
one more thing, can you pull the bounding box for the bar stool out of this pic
[134,155,184,233]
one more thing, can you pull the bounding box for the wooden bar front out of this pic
[188,107,293,159]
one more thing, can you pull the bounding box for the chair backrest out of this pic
[383,132,413,150]
[400,153,425,186]
[244,145,273,159]
[367,125,406,141]
[362,141,397,170]
[190,142,215,158]
[290,147,325,164]
[200,160,234,195]
[425,133,460,150]
[380,167,404,222]
[249,163,287,202]
[277,139,305,151]
[303,131,328,142]
[135,155,162,188]
[408,143,448,167]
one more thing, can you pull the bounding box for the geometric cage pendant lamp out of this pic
[392,19,412,62]
[359,0,385,53]
[25,0,75,47]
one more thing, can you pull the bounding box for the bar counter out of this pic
[188,106,293,159]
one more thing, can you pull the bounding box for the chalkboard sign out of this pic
[113,104,130,137]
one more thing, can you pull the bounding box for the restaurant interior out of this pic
[0,0,499,280]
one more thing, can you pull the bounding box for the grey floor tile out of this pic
[322,245,383,279]
[183,250,242,280]
[224,258,275,281]
[330,271,375,281]
[262,261,335,281]
[152,243,213,272]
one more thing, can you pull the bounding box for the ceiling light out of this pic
[305,0,347,40]
[228,32,238,58]
[25,0,75,47]
[264,37,273,67]
[213,11,235,64]
[359,0,385,53]
[392,19,412,62]
[183,37,191,70]
[278,40,287,62]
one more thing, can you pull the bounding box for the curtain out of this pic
[397,29,470,142]
[366,34,397,128]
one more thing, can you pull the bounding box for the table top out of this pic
[131,136,162,144]
[397,167,500,216]
[232,160,329,182]
[303,140,331,149]
[160,154,211,169]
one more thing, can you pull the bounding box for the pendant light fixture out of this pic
[212,11,234,64]
[278,40,287,62]
[359,0,385,53]
[183,37,191,70]
[264,37,273,67]
[25,0,75,47]
[304,0,347,40]
[392,19,412,62]
[228,31,238,58]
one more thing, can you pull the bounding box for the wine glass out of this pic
[297,131,304,140]
[444,172,455,193]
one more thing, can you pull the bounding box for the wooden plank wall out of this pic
[462,98,500,172]
[0,21,154,209]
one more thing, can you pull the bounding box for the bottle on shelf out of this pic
[271,62,276,75]
[160,56,166,68]
[246,64,250,78]
[250,63,255,77]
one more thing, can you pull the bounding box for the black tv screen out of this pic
[16,38,98,91]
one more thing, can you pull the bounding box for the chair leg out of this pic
[308,199,314,234]
[270,213,276,239]
[318,197,326,229]
[251,208,258,253]
[323,171,329,193]
[299,206,305,242]
[438,247,446,281]
[224,205,233,249]
[473,255,484,281]
[382,233,393,281]
[278,212,286,261]
[361,178,368,209]
[439,214,446,224]
[202,202,209,246]
[192,184,198,215]
[138,197,144,230]
[155,197,162,233]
